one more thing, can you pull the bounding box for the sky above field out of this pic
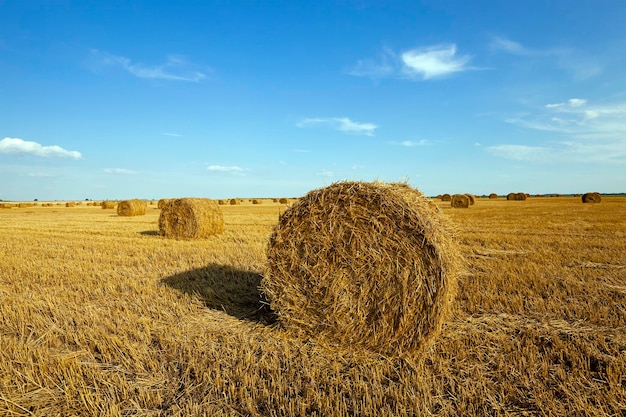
[1,1,626,200]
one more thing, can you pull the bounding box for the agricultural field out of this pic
[0,196,625,416]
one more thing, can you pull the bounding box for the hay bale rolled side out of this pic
[159,198,224,239]
[101,201,116,209]
[117,199,147,216]
[440,193,452,202]
[488,193,498,199]
[451,194,470,208]
[157,199,171,209]
[465,194,475,205]
[582,192,601,203]
[262,181,462,356]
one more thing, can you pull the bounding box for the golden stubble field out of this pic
[0,196,625,416]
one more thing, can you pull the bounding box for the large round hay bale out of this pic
[159,198,224,239]
[488,193,498,199]
[157,199,171,209]
[101,201,116,209]
[451,194,470,208]
[262,181,462,355]
[440,193,451,202]
[582,192,601,203]
[117,199,147,216]
[465,194,475,205]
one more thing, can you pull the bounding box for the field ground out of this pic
[1,197,625,416]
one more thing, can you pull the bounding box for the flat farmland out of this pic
[1,197,625,416]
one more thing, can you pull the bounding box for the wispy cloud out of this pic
[89,50,207,82]
[104,168,138,175]
[0,137,82,159]
[207,165,249,176]
[388,140,428,147]
[350,43,473,81]
[317,169,334,177]
[490,36,602,80]
[490,98,626,163]
[296,117,378,136]
[161,132,183,137]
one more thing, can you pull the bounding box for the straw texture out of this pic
[158,198,224,239]
[262,181,462,356]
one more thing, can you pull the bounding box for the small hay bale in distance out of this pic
[117,199,147,216]
[440,193,452,202]
[229,198,240,205]
[252,199,262,204]
[262,181,462,356]
[159,198,224,239]
[489,193,498,199]
[506,192,527,201]
[451,194,470,208]
[279,198,289,204]
[101,201,116,209]
[582,192,601,203]
[65,202,75,207]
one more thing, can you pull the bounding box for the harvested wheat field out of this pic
[1,196,625,416]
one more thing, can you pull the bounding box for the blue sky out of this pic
[1,1,625,201]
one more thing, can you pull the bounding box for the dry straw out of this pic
[101,201,116,209]
[506,192,527,201]
[582,192,601,203]
[262,181,462,356]
[451,194,470,208]
[157,199,171,209]
[465,194,475,205]
[117,199,147,216]
[159,198,224,239]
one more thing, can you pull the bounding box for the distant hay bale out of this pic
[218,199,225,205]
[229,198,240,205]
[465,194,475,205]
[506,192,527,201]
[65,202,75,207]
[262,181,462,355]
[101,201,116,209]
[440,193,452,202]
[117,199,147,216]
[489,193,498,199]
[157,199,171,209]
[279,198,289,204]
[159,198,224,239]
[451,194,470,208]
[582,192,601,203]
[252,199,262,204]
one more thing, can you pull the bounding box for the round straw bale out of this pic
[582,192,601,203]
[65,202,75,207]
[506,192,527,201]
[157,199,171,209]
[488,193,498,199]
[279,198,289,204]
[117,199,147,216]
[451,194,470,208]
[159,198,224,239]
[101,201,116,209]
[252,199,262,204]
[262,181,462,355]
[229,198,240,205]
[440,193,451,202]
[465,194,475,205]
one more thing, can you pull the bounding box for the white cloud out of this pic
[495,98,626,163]
[296,117,377,136]
[161,132,182,137]
[490,36,602,80]
[350,43,472,81]
[89,50,207,82]
[401,44,471,80]
[0,137,82,159]
[388,140,428,147]
[207,165,249,175]
[317,169,334,177]
[104,168,138,175]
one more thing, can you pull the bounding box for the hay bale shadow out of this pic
[161,264,277,325]
[140,230,159,236]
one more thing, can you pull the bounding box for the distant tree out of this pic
[34,198,38,201]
